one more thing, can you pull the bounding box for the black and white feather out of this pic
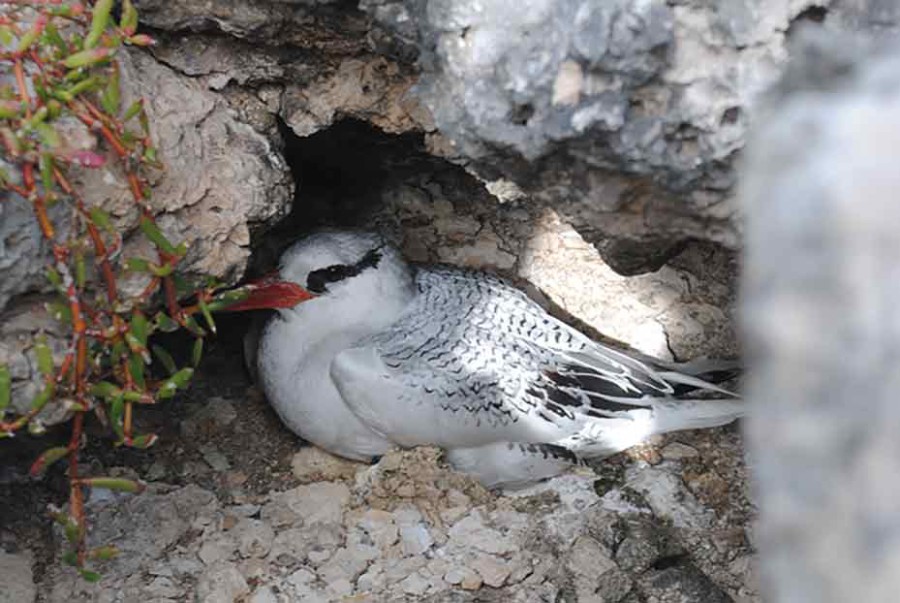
[256,232,742,488]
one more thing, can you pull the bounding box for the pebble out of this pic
[400,573,431,595]
[0,551,36,603]
[472,555,511,588]
[195,563,249,603]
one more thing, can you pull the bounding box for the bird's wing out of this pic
[331,267,734,449]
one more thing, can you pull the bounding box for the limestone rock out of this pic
[0,550,36,603]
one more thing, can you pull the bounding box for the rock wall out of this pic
[742,34,900,602]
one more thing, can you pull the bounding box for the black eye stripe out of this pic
[305,246,384,293]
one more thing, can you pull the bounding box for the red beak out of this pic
[223,271,316,311]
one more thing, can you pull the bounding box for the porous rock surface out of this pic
[40,445,756,602]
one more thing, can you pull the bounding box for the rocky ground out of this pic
[0,213,756,602]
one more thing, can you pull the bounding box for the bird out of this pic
[228,231,743,488]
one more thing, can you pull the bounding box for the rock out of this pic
[661,442,700,461]
[196,562,250,603]
[248,586,279,603]
[742,33,900,602]
[234,518,275,559]
[394,506,434,556]
[0,551,36,603]
[460,571,484,590]
[198,536,237,566]
[199,445,232,472]
[0,49,291,314]
[472,555,511,588]
[399,572,431,596]
[447,511,517,555]
[262,482,351,528]
[625,466,714,529]
[290,447,365,483]
[355,509,399,551]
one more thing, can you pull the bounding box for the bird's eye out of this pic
[306,272,327,294]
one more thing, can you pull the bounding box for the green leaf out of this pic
[34,123,61,148]
[78,569,101,583]
[61,550,78,566]
[0,365,10,412]
[149,263,173,277]
[34,337,54,377]
[191,337,203,368]
[128,354,145,389]
[198,298,216,334]
[123,100,142,122]
[30,383,54,412]
[84,0,114,49]
[120,0,139,35]
[139,217,178,255]
[89,207,112,231]
[39,153,54,192]
[89,546,119,561]
[29,446,69,476]
[63,48,113,69]
[45,301,73,323]
[131,310,149,345]
[128,433,158,449]
[125,257,152,273]
[151,345,177,375]
[63,517,81,543]
[154,312,180,333]
[109,394,124,437]
[66,76,102,98]
[90,381,120,400]
[75,254,87,289]
[42,23,67,51]
[45,267,62,288]
[101,65,120,115]
[17,14,46,53]
[181,315,206,337]
[206,289,250,312]
[171,367,194,389]
[0,26,13,47]
[82,477,145,493]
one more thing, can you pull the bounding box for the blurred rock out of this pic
[36,446,756,601]
[0,550,35,603]
[742,33,900,602]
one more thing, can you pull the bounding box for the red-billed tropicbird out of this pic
[230,231,742,488]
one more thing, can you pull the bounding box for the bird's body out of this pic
[245,231,742,488]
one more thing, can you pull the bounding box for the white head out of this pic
[228,231,414,318]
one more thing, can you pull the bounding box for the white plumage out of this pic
[248,231,742,487]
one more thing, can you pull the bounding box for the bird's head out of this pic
[226,231,408,313]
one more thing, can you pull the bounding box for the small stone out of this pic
[356,509,399,550]
[145,460,168,481]
[196,563,249,603]
[235,518,275,558]
[401,573,431,595]
[661,442,700,460]
[291,447,364,483]
[249,586,278,603]
[262,482,351,528]
[0,551,36,603]
[198,536,237,565]
[222,515,239,530]
[448,511,516,555]
[399,523,433,556]
[472,555,510,588]
[443,567,465,585]
[145,576,181,599]
[200,445,231,472]
[326,577,354,597]
[460,572,483,590]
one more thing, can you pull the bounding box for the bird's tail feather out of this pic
[651,398,744,433]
